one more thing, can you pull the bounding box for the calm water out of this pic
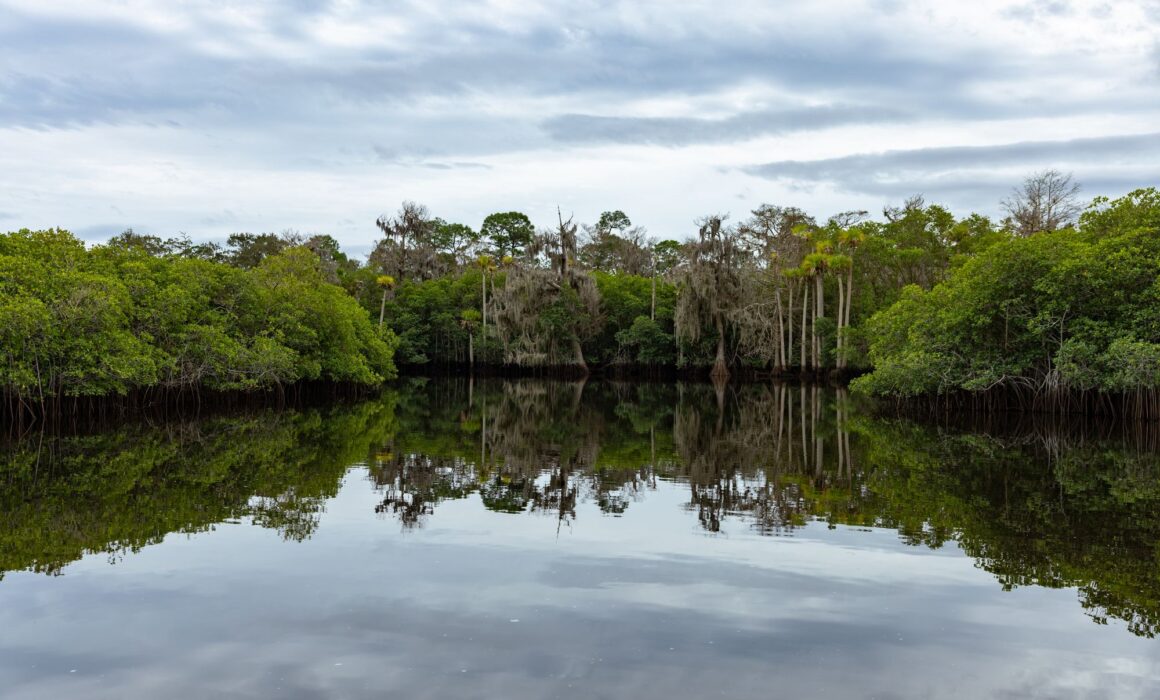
[2,379,1159,699]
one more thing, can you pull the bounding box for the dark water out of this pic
[2,379,1159,699]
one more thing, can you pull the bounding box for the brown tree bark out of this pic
[711,314,729,380]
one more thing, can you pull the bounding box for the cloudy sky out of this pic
[1,0,1158,255]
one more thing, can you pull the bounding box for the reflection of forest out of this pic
[345,377,1160,639]
[2,378,1159,637]
[0,400,399,578]
[376,379,881,535]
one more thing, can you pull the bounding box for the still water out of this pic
[1,378,1159,699]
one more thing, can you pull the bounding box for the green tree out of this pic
[853,188,1160,414]
[225,232,288,268]
[480,211,535,259]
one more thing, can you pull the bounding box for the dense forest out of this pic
[0,228,398,418]
[2,171,1158,415]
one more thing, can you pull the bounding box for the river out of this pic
[1,378,1158,698]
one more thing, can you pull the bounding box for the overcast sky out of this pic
[1,0,1158,255]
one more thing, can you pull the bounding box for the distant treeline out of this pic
[3,171,1158,415]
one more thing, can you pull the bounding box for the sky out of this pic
[1,0,1158,256]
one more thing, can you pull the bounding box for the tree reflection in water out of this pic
[370,377,1160,638]
[2,377,1160,637]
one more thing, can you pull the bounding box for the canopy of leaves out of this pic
[481,211,535,259]
[854,188,1160,399]
[0,228,397,402]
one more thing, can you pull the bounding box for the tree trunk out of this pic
[814,273,824,370]
[400,234,408,283]
[839,401,849,478]
[650,425,656,469]
[379,289,387,327]
[844,268,854,353]
[787,283,795,370]
[836,275,845,370]
[651,272,656,321]
[843,428,854,485]
[711,314,729,380]
[776,383,785,455]
[572,336,589,375]
[800,283,809,373]
[774,286,786,372]
[468,332,474,368]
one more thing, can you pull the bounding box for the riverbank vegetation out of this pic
[0,228,398,419]
[2,171,1157,415]
[853,187,1160,416]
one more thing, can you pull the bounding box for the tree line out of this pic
[3,169,1157,414]
[853,186,1160,416]
[355,170,1152,393]
[0,228,397,418]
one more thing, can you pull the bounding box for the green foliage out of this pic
[225,232,287,268]
[480,211,535,258]
[855,189,1160,399]
[379,269,498,365]
[596,210,632,234]
[9,187,1152,383]
[0,229,397,402]
[591,272,676,365]
[431,219,479,258]
[616,316,676,365]
[652,239,684,275]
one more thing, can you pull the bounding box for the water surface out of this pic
[2,379,1159,698]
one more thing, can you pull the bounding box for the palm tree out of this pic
[376,274,396,327]
[459,309,481,368]
[476,254,496,343]
[832,225,865,370]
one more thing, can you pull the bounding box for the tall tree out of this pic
[734,205,815,371]
[431,219,480,267]
[652,240,685,276]
[304,234,354,284]
[1002,169,1082,236]
[476,254,497,351]
[376,275,396,327]
[596,210,632,235]
[580,211,651,275]
[373,201,438,282]
[493,210,600,371]
[481,211,535,259]
[675,215,745,379]
[225,232,288,269]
